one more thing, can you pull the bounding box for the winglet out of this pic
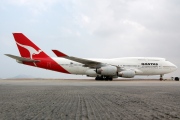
[52,50,67,57]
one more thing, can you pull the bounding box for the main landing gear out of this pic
[95,76,113,81]
[160,74,164,81]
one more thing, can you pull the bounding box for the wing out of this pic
[52,50,105,68]
[5,54,40,62]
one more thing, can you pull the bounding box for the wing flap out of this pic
[5,54,40,62]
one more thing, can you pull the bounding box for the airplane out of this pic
[5,33,177,81]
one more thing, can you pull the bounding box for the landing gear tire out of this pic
[95,77,100,81]
[95,76,104,81]
[95,76,113,81]
[106,77,113,81]
[105,77,109,81]
[175,77,179,81]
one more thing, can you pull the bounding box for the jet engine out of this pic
[86,69,97,77]
[118,70,135,78]
[96,66,117,76]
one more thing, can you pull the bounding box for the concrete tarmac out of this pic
[0,79,180,120]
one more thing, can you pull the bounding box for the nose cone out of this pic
[174,65,178,70]
[166,61,177,72]
[172,63,178,72]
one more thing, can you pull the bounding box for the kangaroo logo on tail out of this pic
[16,42,42,59]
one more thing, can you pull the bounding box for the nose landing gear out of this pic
[160,74,164,81]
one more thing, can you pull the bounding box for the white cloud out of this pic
[123,20,146,32]
[81,15,90,24]
[8,0,58,15]
[73,0,149,38]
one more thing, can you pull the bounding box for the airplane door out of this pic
[158,62,162,69]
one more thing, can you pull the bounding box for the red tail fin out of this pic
[12,33,69,74]
[13,33,48,59]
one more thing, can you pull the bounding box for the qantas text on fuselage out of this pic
[141,63,158,66]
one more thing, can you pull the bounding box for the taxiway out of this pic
[0,79,180,120]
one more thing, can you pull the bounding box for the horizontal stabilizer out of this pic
[5,54,40,62]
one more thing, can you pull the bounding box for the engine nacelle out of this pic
[96,66,117,76]
[86,69,97,77]
[118,70,135,78]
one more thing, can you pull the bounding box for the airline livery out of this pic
[5,33,177,81]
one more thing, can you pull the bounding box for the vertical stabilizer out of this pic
[13,33,48,59]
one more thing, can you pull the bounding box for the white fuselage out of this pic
[53,57,177,77]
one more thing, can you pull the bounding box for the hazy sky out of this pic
[1,0,180,79]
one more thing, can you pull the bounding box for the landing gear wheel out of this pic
[95,77,100,81]
[95,76,104,81]
[105,77,109,81]
[105,77,113,81]
[95,76,113,81]
[175,77,179,81]
[100,76,104,81]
